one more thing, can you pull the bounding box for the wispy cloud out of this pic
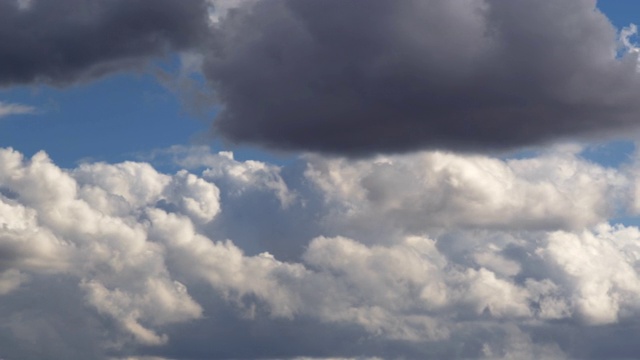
[0,101,37,119]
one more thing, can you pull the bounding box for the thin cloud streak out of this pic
[0,101,37,118]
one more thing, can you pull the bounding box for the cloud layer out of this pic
[205,0,640,154]
[4,0,640,154]
[2,145,640,359]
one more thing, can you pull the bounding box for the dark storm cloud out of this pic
[205,0,640,155]
[0,0,210,86]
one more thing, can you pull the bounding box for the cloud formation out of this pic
[7,2,640,359]
[0,0,209,86]
[206,0,640,155]
[5,0,640,154]
[2,145,640,358]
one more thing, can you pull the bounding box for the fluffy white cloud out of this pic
[0,148,207,349]
[543,224,640,325]
[162,145,295,207]
[3,145,640,359]
[304,147,625,236]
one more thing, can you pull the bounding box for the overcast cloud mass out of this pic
[206,0,640,154]
[5,0,640,359]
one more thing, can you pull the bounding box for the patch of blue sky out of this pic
[0,71,207,169]
[598,1,640,33]
[580,140,636,168]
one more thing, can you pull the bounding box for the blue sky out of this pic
[5,2,640,360]
[0,62,207,168]
[582,1,640,166]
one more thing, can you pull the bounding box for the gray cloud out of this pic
[4,0,640,155]
[0,0,210,86]
[205,0,640,155]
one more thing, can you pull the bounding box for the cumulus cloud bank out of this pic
[5,0,640,153]
[2,145,640,359]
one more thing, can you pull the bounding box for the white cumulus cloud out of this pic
[1,145,640,359]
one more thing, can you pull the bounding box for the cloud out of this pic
[3,145,640,358]
[302,146,628,240]
[11,1,640,359]
[0,0,210,86]
[207,0,259,25]
[5,0,640,155]
[205,0,640,155]
[0,101,36,118]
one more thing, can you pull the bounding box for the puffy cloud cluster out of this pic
[0,149,216,348]
[303,146,628,243]
[2,145,640,358]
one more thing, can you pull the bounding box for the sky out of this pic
[4,1,640,359]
